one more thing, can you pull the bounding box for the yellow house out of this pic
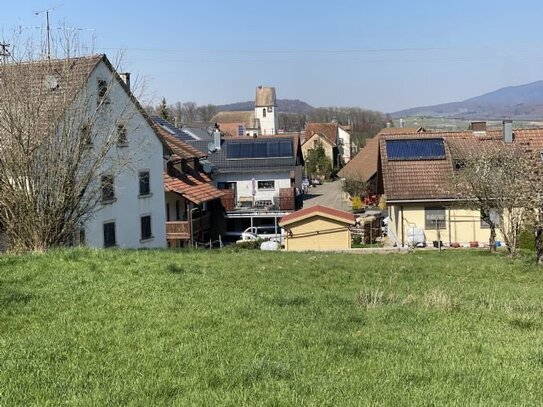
[279,205,355,251]
[377,130,526,248]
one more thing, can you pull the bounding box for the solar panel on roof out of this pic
[226,140,294,159]
[386,139,446,160]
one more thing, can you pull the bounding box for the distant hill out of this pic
[216,99,315,115]
[392,80,543,120]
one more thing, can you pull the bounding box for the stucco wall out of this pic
[254,106,277,135]
[82,61,166,248]
[301,134,334,163]
[284,216,351,251]
[388,203,504,247]
[338,127,351,163]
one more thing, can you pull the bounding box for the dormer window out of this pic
[97,79,109,105]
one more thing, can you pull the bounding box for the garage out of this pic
[279,205,355,251]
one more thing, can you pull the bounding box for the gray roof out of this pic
[182,127,213,141]
[188,136,303,174]
[255,86,277,107]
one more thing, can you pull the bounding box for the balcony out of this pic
[166,212,212,242]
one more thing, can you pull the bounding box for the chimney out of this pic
[469,121,487,136]
[503,120,513,143]
[119,72,131,90]
[212,129,221,151]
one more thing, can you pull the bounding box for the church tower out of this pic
[254,86,278,135]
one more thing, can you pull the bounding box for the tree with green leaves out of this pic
[305,140,332,178]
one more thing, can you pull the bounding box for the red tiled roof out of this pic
[338,136,379,181]
[304,123,338,145]
[279,204,355,226]
[379,128,543,202]
[164,171,224,205]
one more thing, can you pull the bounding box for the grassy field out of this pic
[1,249,543,406]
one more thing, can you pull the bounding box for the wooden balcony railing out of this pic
[166,212,212,242]
[166,221,190,239]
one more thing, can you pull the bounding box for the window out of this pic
[140,215,152,240]
[258,180,275,190]
[237,125,244,136]
[166,203,170,222]
[117,124,128,145]
[101,175,115,202]
[81,123,92,145]
[103,222,116,248]
[425,207,446,229]
[139,171,150,196]
[175,200,181,221]
[267,106,273,113]
[97,79,109,105]
[481,208,500,229]
[262,108,266,118]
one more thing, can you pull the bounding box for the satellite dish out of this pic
[44,75,58,90]
[207,142,216,153]
[203,162,213,174]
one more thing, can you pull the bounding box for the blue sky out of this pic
[2,0,543,112]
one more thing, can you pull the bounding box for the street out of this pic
[302,180,352,212]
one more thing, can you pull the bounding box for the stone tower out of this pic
[254,86,278,135]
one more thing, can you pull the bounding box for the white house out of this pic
[81,56,168,248]
[188,134,304,236]
[3,54,168,249]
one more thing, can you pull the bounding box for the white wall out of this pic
[82,61,167,248]
[214,172,292,203]
[254,106,278,135]
[338,127,351,163]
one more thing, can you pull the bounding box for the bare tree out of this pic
[450,143,533,256]
[0,36,141,251]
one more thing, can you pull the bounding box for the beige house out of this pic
[378,124,543,247]
[279,205,355,251]
[301,132,335,164]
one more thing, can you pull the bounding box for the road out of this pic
[302,180,352,212]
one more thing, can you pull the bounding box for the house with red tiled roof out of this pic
[304,122,352,166]
[378,122,543,248]
[153,119,225,247]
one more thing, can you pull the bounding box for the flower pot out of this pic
[451,242,460,248]
[469,241,479,248]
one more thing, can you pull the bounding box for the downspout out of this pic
[401,205,405,247]
[448,207,452,246]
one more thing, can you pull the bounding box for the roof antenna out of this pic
[35,7,55,60]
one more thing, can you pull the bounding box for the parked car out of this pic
[239,226,285,245]
[311,178,322,186]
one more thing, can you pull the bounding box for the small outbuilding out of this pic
[279,205,356,251]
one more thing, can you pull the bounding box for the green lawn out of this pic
[1,249,543,405]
